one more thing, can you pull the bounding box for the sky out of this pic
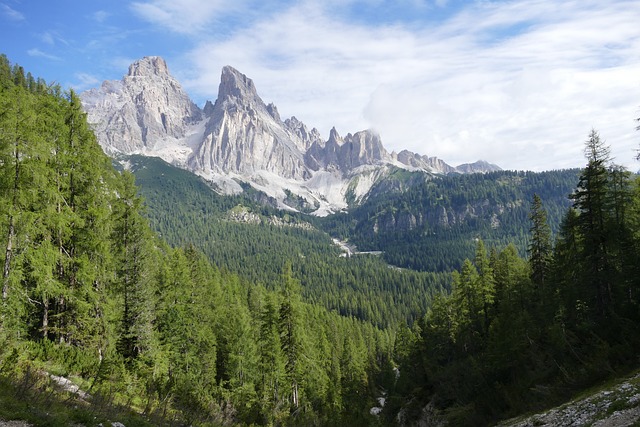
[1,0,639,171]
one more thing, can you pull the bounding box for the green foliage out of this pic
[393,130,640,426]
[321,168,579,272]
[130,154,448,327]
[0,54,393,426]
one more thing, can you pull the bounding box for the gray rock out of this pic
[81,56,502,214]
[81,56,202,158]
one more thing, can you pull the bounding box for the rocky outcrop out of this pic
[284,116,322,152]
[81,56,201,156]
[498,372,640,427]
[305,128,393,174]
[189,66,309,180]
[455,160,502,174]
[81,56,502,214]
[397,150,457,174]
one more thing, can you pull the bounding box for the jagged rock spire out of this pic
[217,66,261,105]
[128,56,170,77]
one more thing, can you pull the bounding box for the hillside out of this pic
[127,155,449,327]
[498,370,640,426]
[0,54,396,426]
[320,168,580,272]
[3,53,640,427]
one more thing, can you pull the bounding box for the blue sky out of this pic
[1,0,639,171]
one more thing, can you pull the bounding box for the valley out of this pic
[1,53,640,426]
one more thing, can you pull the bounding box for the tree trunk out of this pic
[2,218,14,300]
[42,298,49,339]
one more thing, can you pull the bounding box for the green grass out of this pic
[0,371,157,427]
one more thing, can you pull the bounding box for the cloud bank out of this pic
[159,0,639,170]
[19,0,638,171]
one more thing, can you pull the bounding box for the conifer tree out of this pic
[257,292,287,422]
[528,194,552,305]
[571,129,613,316]
[278,262,302,409]
[113,171,156,362]
[474,240,495,335]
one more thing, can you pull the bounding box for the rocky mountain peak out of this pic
[266,103,281,122]
[284,116,322,151]
[127,56,169,77]
[218,66,260,104]
[190,65,309,180]
[327,127,343,146]
[83,57,501,215]
[455,160,502,174]
[81,55,201,157]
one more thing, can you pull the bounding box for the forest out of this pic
[0,55,395,426]
[1,53,640,426]
[387,131,640,424]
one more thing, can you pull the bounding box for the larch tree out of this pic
[528,194,552,306]
[278,262,303,410]
[571,129,614,317]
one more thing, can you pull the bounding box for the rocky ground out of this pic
[498,372,640,427]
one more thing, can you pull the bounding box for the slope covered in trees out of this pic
[3,53,640,427]
[321,167,580,272]
[128,158,578,328]
[129,155,448,327]
[390,130,640,425]
[0,54,394,426]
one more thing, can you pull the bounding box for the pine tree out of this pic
[528,194,552,305]
[257,292,287,422]
[474,240,495,336]
[278,262,302,409]
[113,171,155,362]
[571,129,613,316]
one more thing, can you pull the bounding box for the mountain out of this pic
[81,56,202,159]
[81,56,501,215]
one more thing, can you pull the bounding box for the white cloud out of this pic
[39,31,69,47]
[130,0,247,35]
[72,72,101,90]
[172,0,640,171]
[41,32,55,45]
[27,48,61,61]
[1,3,24,21]
[94,10,110,23]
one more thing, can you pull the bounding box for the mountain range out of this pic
[81,56,500,215]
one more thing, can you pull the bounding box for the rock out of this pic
[81,56,202,160]
[497,373,640,427]
[81,56,502,214]
[189,66,309,180]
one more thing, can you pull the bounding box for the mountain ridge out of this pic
[80,56,501,215]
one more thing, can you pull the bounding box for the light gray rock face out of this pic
[395,151,501,174]
[397,150,457,174]
[81,56,501,214]
[284,116,322,152]
[455,160,502,174]
[81,56,202,155]
[189,66,310,180]
[305,128,393,174]
[340,130,393,170]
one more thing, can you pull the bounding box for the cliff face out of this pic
[188,66,309,180]
[81,56,501,215]
[81,56,202,157]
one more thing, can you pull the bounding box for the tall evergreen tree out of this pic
[278,262,303,409]
[257,292,287,422]
[571,129,614,316]
[528,194,552,305]
[113,171,156,362]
